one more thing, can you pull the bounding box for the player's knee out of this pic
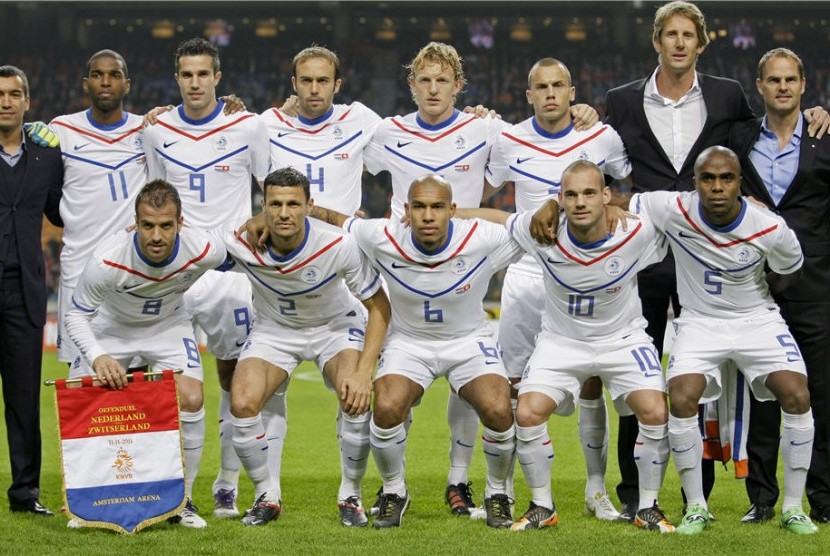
[778,387,811,415]
[178,389,204,413]
[372,398,408,429]
[667,382,701,418]
[230,393,261,418]
[478,401,513,432]
[514,403,548,428]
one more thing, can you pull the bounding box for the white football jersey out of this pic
[346,217,523,340]
[261,102,381,215]
[487,117,631,276]
[50,110,147,284]
[144,102,270,229]
[507,210,665,341]
[364,110,509,218]
[631,191,803,318]
[223,218,381,327]
[65,227,227,364]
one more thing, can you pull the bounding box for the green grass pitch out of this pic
[0,352,824,554]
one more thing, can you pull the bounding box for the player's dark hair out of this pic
[757,47,804,80]
[135,180,182,218]
[0,65,29,97]
[527,57,572,89]
[264,167,311,201]
[174,37,220,73]
[86,49,129,79]
[293,45,340,81]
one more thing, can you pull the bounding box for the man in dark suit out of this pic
[0,65,63,516]
[603,1,828,520]
[729,48,830,526]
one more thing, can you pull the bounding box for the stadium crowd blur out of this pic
[11,5,830,302]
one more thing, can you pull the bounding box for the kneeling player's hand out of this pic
[92,355,128,390]
[339,373,372,416]
[23,122,59,148]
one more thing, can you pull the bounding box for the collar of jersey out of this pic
[266,218,310,262]
[177,99,225,126]
[298,106,334,126]
[410,221,454,256]
[696,195,746,233]
[532,117,574,139]
[415,109,460,131]
[85,110,129,131]
[133,233,181,268]
[567,225,613,249]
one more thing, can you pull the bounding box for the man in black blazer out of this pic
[0,65,63,516]
[729,48,830,526]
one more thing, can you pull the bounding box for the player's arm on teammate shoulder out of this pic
[529,199,561,245]
[341,288,392,416]
[463,104,501,119]
[143,94,248,125]
[804,105,830,139]
[24,121,59,148]
[309,205,350,228]
[92,355,129,391]
[570,103,599,131]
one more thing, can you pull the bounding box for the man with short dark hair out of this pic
[0,64,63,517]
[144,37,270,521]
[730,48,830,526]
[65,180,227,528]
[225,167,390,527]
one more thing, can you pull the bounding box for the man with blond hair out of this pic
[363,42,598,517]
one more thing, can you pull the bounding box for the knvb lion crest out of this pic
[112,447,135,476]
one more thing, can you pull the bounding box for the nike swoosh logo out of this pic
[391,262,408,269]
[516,157,532,164]
[787,356,802,363]
[163,141,178,148]
[652,459,669,465]
[347,455,369,462]
[235,340,246,347]
[277,131,293,138]
[678,231,697,239]
[586,443,604,449]
[455,440,474,448]
[187,363,200,369]
[74,143,90,151]
[622,333,633,340]
[484,361,500,365]
[397,141,412,148]
[790,439,812,446]
[671,445,695,453]
[643,372,662,378]
[546,258,565,264]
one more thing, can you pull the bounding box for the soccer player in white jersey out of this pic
[480,161,673,533]
[258,47,382,511]
[261,46,381,216]
[226,167,390,527]
[143,38,270,519]
[308,174,523,529]
[64,181,228,528]
[627,146,817,535]
[49,50,245,370]
[49,50,146,368]
[485,58,631,520]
